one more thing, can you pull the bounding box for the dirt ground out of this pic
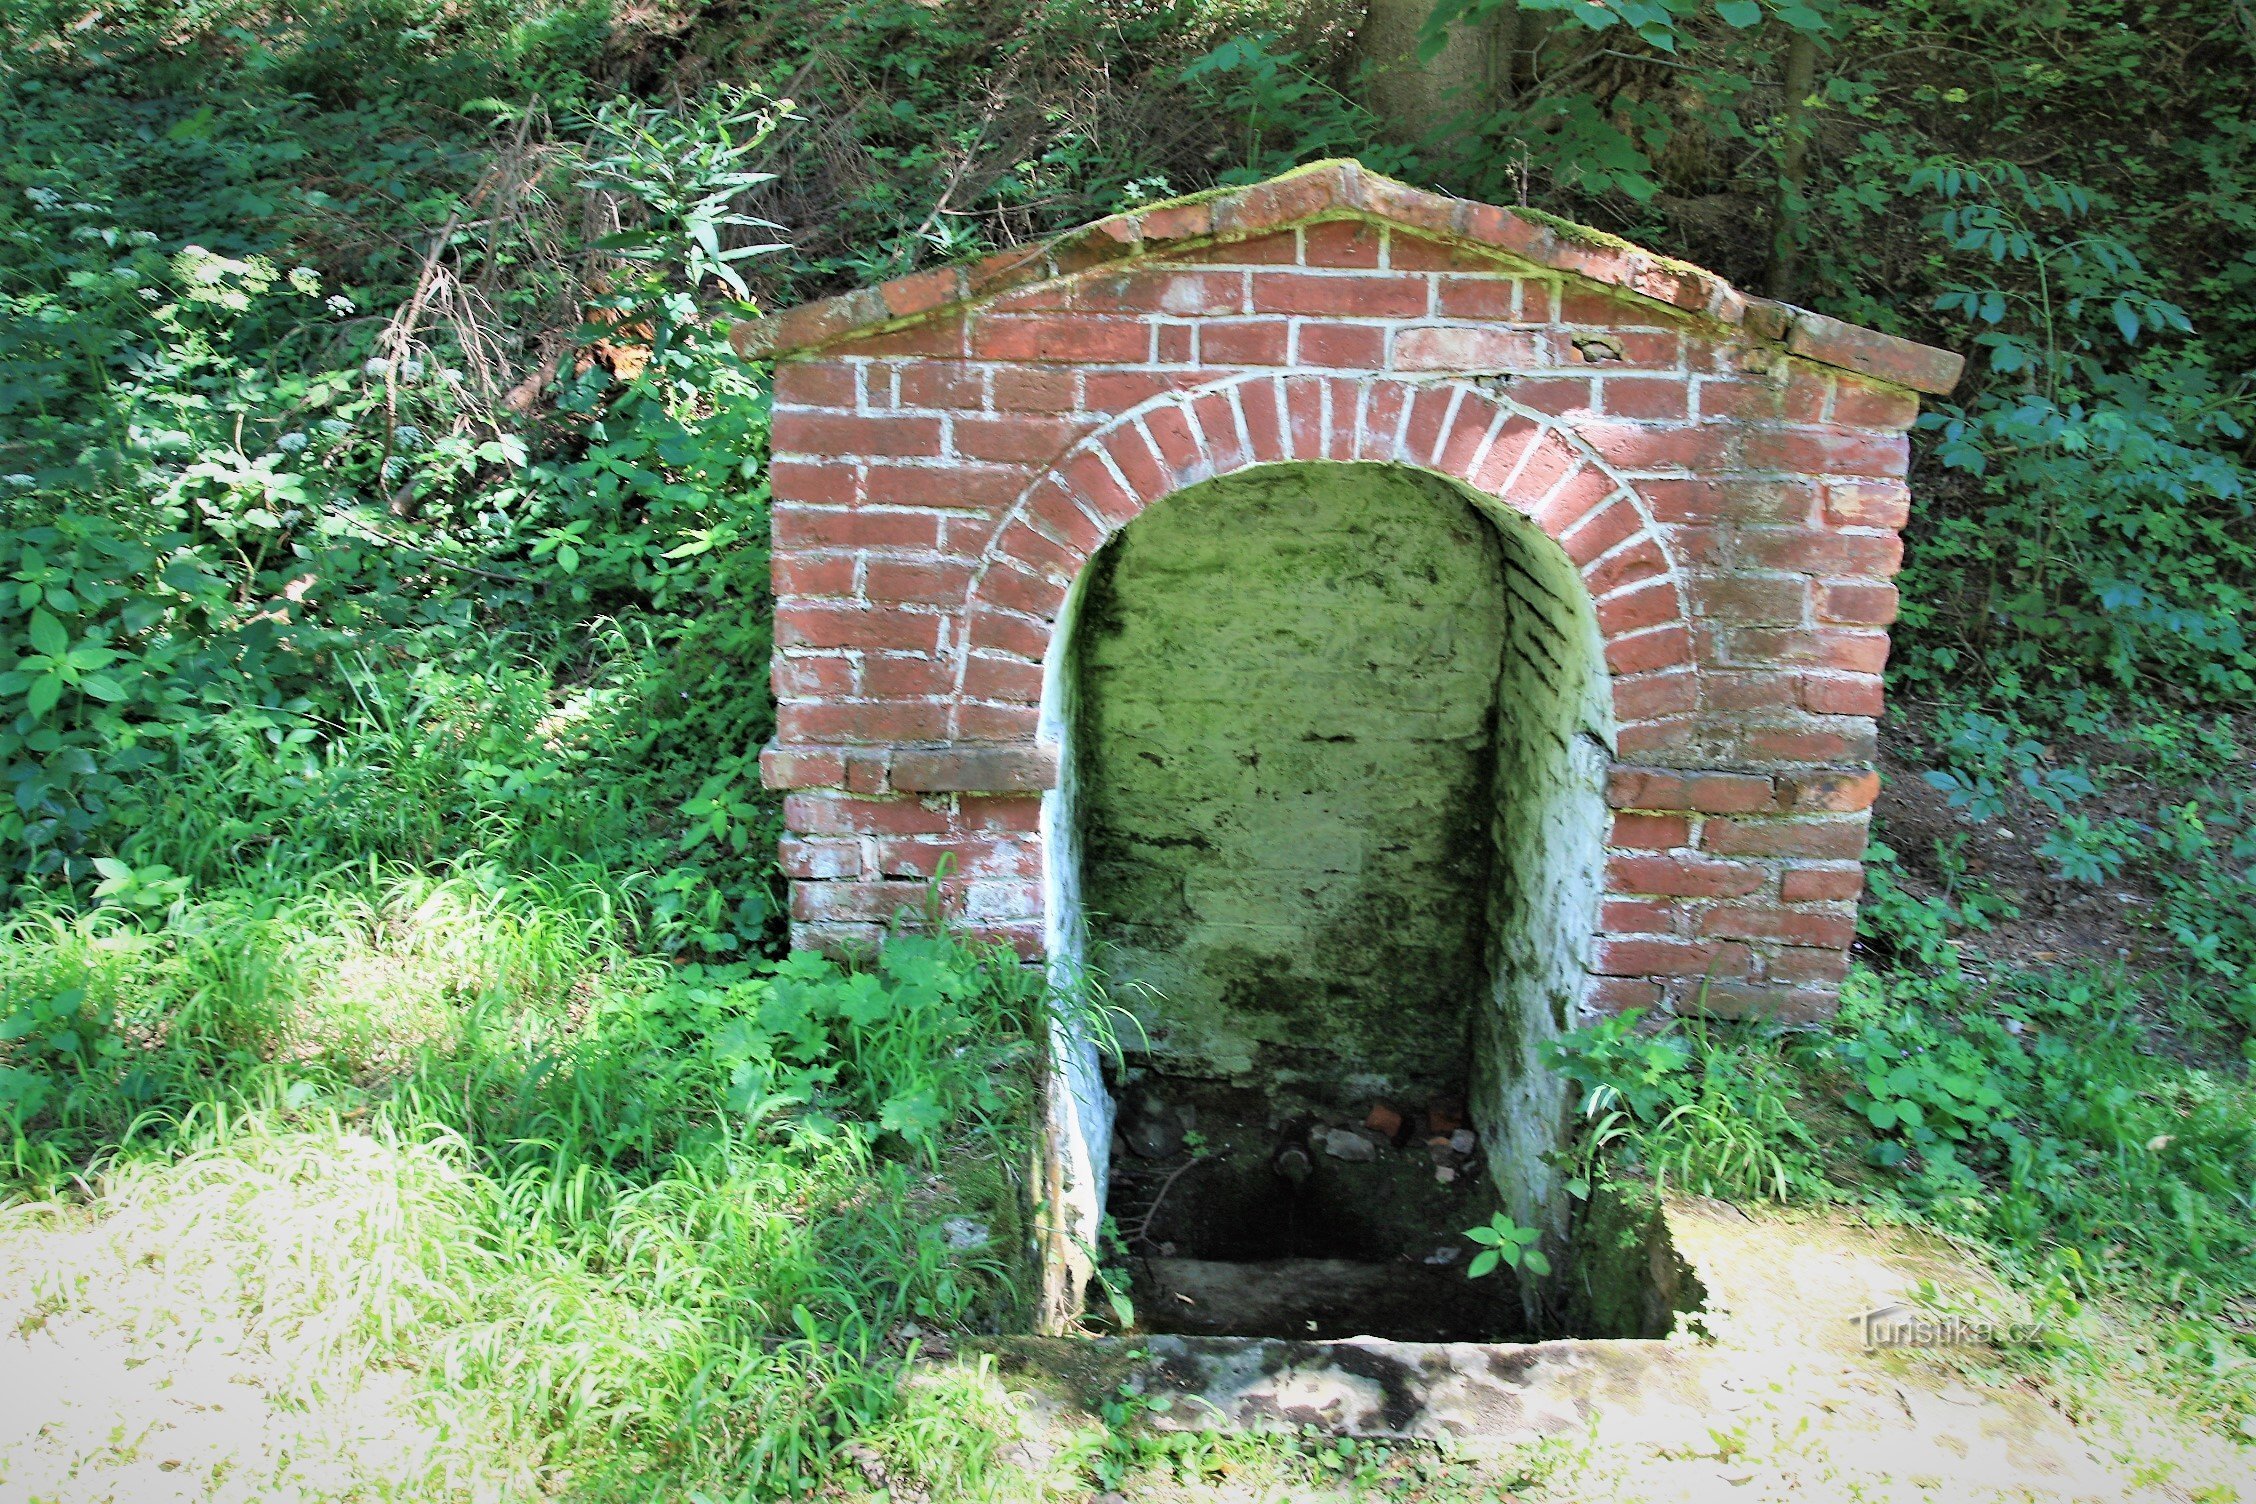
[0,1200,492,1504]
[950,1199,2255,1504]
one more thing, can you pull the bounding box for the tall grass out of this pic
[0,859,1049,1499]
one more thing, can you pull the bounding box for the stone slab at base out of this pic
[977,1331,1715,1449]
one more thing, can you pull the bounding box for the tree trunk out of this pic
[1358,0,1502,143]
[1765,32,1820,302]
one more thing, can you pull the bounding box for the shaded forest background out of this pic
[1,0,2250,934]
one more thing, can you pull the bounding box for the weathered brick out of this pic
[760,745,847,790]
[1072,268,1245,315]
[1801,673,1885,717]
[1609,812,1691,849]
[1392,325,1543,371]
[863,462,1024,510]
[774,506,938,551]
[1765,946,1852,985]
[1589,976,1665,1014]
[1296,321,1387,369]
[1505,377,1597,418]
[973,314,1151,363]
[1699,905,1856,948]
[773,654,856,699]
[1596,937,1752,979]
[992,367,1078,412]
[1602,376,1690,420]
[1774,770,1880,812]
[1602,897,1681,933]
[777,602,942,653]
[962,653,1046,702]
[863,558,975,606]
[1301,219,1383,267]
[1607,853,1767,897]
[1670,980,1837,1025]
[1781,865,1864,902]
[768,460,861,507]
[1202,318,1292,365]
[772,411,944,459]
[1701,815,1870,860]
[1823,480,1911,530]
[775,361,859,408]
[1609,768,1774,813]
[1606,625,1694,675]
[896,363,986,409]
[1739,526,1904,579]
[773,554,858,597]
[955,415,1083,465]
[780,835,863,880]
[1436,275,1520,319]
[1816,581,1899,625]
[890,743,1059,792]
[1255,270,1428,318]
[778,698,951,744]
[859,655,954,698]
[1385,230,1499,271]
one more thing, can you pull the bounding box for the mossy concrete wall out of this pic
[1473,511,1612,1244]
[1074,465,1507,1103]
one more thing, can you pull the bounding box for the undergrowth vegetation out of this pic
[0,0,2252,1496]
[1550,824,2256,1439]
[3,868,1048,1496]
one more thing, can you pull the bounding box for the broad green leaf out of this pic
[26,610,66,657]
[25,673,62,718]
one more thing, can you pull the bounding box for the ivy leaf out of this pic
[1716,0,1762,25]
[1521,1248,1553,1278]
[1467,1249,1501,1279]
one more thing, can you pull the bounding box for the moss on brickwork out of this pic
[1074,464,1508,1101]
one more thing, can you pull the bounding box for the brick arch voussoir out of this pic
[951,371,1694,730]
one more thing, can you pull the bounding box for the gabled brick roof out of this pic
[732,159,1964,395]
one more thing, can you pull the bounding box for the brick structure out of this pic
[740,160,1960,1025]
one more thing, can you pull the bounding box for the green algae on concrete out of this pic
[1073,464,1510,1102]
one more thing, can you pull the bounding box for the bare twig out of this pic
[1132,1150,1222,1247]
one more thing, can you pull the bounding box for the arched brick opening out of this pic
[1007,375,1657,1329]
[743,162,1960,1326]
[1041,450,1617,1322]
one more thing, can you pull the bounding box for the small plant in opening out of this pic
[1464,1213,1550,1279]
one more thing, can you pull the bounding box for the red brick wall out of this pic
[759,216,1927,1025]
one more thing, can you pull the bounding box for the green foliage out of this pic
[1464,1210,1551,1278]
[1180,33,1415,185]
[0,871,1047,1496]
[0,13,787,947]
[1546,1009,1824,1202]
[1542,1006,1691,1121]
[1176,1,2256,720]
[2148,794,2256,1028]
[1918,707,2096,822]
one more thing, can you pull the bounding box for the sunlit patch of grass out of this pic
[0,866,1050,1499]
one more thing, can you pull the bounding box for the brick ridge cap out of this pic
[732,159,1965,396]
